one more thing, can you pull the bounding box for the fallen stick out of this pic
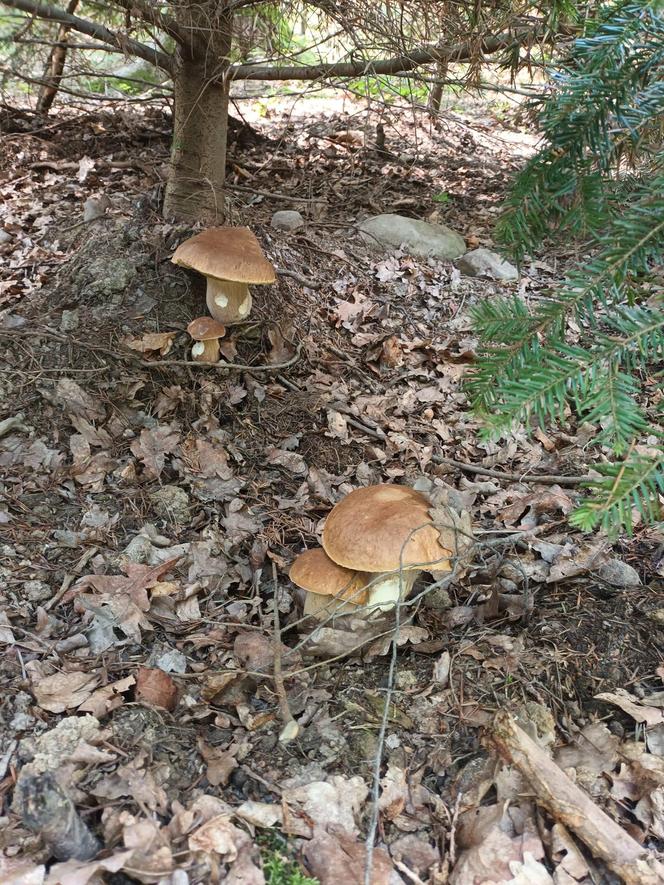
[271,561,299,744]
[434,454,591,486]
[489,710,664,885]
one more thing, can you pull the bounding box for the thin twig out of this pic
[137,342,303,373]
[364,568,402,885]
[226,183,326,204]
[434,454,592,486]
[271,561,299,744]
[0,327,303,374]
[276,267,322,290]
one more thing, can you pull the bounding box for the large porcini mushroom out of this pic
[172,227,276,325]
[187,316,226,363]
[322,484,452,612]
[290,548,370,620]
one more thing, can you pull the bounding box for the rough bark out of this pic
[36,0,79,114]
[428,61,448,117]
[490,710,664,885]
[162,2,232,222]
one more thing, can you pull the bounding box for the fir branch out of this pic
[571,449,664,532]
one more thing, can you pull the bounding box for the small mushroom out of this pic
[322,484,453,612]
[289,548,370,620]
[187,317,226,363]
[172,227,276,325]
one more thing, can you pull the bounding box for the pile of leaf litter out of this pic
[1,93,664,884]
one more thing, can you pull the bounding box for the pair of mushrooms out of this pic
[172,227,275,363]
[290,484,454,619]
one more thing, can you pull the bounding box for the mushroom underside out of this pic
[205,277,253,324]
[304,569,420,619]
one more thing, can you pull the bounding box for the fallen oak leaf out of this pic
[124,331,175,356]
[130,424,181,478]
[69,556,181,609]
[31,671,100,714]
[135,666,178,712]
[78,675,135,718]
[189,814,245,859]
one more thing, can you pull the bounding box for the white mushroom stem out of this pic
[191,338,220,363]
[366,570,418,612]
[205,277,253,324]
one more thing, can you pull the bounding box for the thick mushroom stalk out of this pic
[365,569,419,612]
[206,278,253,324]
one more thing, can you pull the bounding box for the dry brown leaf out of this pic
[53,378,105,421]
[283,775,368,836]
[595,689,664,727]
[129,424,181,478]
[135,666,178,711]
[379,764,408,820]
[265,446,308,475]
[124,331,175,356]
[72,556,180,610]
[32,671,99,714]
[0,858,46,885]
[188,814,244,858]
[78,675,135,718]
[45,851,133,885]
[303,827,396,885]
[266,326,296,364]
[198,739,239,787]
[91,753,168,812]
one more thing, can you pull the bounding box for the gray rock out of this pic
[358,214,465,260]
[597,558,641,588]
[150,485,190,523]
[60,310,79,332]
[154,649,187,674]
[24,580,52,602]
[122,534,155,564]
[87,256,138,296]
[83,196,110,223]
[271,210,305,232]
[455,247,518,281]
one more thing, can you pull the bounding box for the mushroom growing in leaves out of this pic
[322,484,452,612]
[187,316,226,363]
[172,227,276,325]
[290,548,370,620]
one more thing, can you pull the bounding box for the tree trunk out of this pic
[162,3,233,223]
[428,60,448,119]
[36,0,79,115]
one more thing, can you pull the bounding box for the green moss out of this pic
[258,831,318,885]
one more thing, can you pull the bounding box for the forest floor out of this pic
[1,89,664,885]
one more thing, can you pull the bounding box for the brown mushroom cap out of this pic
[322,484,451,573]
[187,317,226,341]
[290,548,369,604]
[172,227,276,285]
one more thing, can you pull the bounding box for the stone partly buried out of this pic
[290,484,463,619]
[357,214,519,280]
[171,226,276,325]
